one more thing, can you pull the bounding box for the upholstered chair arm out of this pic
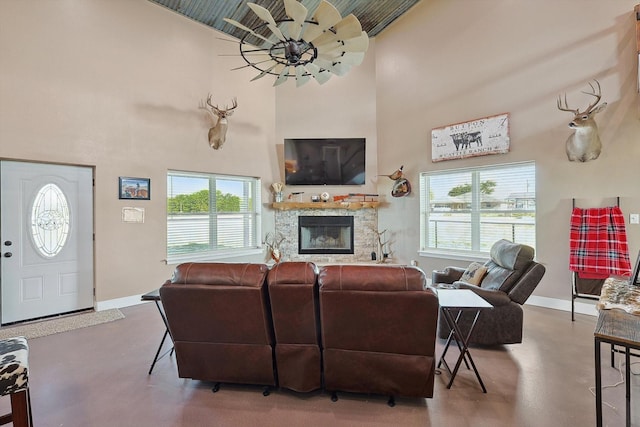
[507,263,546,305]
[456,283,512,307]
[432,267,465,284]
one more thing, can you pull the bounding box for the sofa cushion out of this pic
[460,262,488,286]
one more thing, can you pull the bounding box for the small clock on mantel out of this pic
[320,192,331,202]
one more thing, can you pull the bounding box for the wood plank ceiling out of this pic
[147,0,421,40]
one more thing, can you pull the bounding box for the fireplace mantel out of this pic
[272,201,380,210]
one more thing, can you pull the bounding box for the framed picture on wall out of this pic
[119,177,150,200]
[431,112,510,162]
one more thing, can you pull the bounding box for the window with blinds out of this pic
[167,171,261,263]
[419,162,536,257]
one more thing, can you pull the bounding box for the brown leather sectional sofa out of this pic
[159,261,439,404]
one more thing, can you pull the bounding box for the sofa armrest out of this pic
[507,263,546,305]
[432,267,465,284]
[457,283,512,307]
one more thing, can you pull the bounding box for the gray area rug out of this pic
[0,309,125,340]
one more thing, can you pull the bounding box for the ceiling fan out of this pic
[224,0,369,87]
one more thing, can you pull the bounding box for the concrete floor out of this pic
[2,302,638,427]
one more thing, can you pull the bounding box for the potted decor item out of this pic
[271,182,284,203]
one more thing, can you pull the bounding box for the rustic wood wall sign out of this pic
[431,112,510,162]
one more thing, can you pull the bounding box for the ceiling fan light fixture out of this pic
[230,0,368,87]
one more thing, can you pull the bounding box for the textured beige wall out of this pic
[0,0,277,301]
[374,0,640,302]
[1,0,638,308]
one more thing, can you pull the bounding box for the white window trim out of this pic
[167,248,263,265]
[419,161,536,258]
[166,171,262,264]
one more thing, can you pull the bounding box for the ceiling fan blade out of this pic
[248,3,278,26]
[329,62,351,76]
[267,24,287,42]
[231,56,271,71]
[318,32,368,57]
[315,41,342,56]
[339,51,365,66]
[273,66,290,86]
[333,14,363,40]
[295,65,311,87]
[284,0,308,40]
[314,57,351,76]
[250,63,279,81]
[302,0,341,43]
[312,0,342,29]
[343,31,369,52]
[313,57,334,70]
[223,18,274,45]
[305,62,332,84]
[312,31,340,49]
[247,3,287,41]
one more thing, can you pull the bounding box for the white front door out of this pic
[1,161,94,324]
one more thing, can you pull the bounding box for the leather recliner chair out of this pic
[318,265,439,405]
[433,239,546,345]
[159,262,276,393]
[267,261,321,393]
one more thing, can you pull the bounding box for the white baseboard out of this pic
[96,294,145,311]
[95,292,599,317]
[526,295,598,317]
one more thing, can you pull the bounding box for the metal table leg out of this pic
[595,337,603,427]
[141,290,175,375]
[439,307,487,393]
[148,299,174,374]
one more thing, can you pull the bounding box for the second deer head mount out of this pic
[199,94,238,150]
[557,80,607,162]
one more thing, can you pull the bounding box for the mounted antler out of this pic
[557,80,607,162]
[263,232,286,263]
[199,94,238,150]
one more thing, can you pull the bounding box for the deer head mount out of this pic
[199,94,238,150]
[263,232,285,263]
[557,80,607,162]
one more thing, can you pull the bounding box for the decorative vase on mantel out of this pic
[271,182,284,203]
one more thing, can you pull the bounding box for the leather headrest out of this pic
[267,262,317,285]
[489,239,534,271]
[171,262,268,288]
[318,265,426,291]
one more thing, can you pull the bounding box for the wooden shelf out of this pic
[272,201,380,210]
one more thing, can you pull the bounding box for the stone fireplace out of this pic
[298,216,354,255]
[273,204,378,263]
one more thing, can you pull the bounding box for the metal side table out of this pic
[141,288,174,374]
[436,288,493,393]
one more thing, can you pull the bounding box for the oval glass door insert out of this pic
[31,183,70,257]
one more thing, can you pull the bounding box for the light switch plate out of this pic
[630,213,640,224]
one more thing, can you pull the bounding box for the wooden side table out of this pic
[141,288,174,374]
[594,308,640,427]
[436,289,493,393]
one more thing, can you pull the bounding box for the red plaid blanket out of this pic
[569,206,631,278]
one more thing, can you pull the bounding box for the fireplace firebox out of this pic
[298,216,354,255]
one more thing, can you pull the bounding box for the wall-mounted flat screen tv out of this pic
[284,138,366,185]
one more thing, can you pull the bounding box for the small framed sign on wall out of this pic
[119,177,150,200]
[431,112,510,162]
